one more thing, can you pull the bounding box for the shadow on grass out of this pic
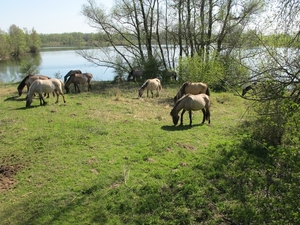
[161,123,205,131]
[4,96,24,102]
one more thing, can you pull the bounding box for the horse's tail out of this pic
[206,86,210,96]
[204,95,211,123]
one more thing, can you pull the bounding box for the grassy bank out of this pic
[0,81,264,224]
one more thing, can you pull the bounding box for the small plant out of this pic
[54,71,62,79]
[19,59,39,78]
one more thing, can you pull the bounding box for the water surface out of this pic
[0,48,115,83]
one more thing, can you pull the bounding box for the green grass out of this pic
[0,81,268,224]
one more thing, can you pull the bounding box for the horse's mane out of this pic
[171,94,189,115]
[17,75,31,90]
[181,82,190,95]
[140,80,149,90]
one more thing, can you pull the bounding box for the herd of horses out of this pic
[17,69,213,126]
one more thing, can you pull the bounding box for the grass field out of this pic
[0,81,259,224]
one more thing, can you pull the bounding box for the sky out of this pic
[0,0,113,34]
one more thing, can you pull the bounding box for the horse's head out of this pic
[138,88,144,97]
[25,95,32,108]
[65,86,70,93]
[17,88,22,97]
[170,110,179,125]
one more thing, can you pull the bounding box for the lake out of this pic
[0,48,116,83]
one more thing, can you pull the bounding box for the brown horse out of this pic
[170,93,211,126]
[138,78,162,98]
[64,70,82,83]
[128,69,144,82]
[17,74,51,96]
[174,82,210,103]
[242,82,257,96]
[164,70,177,81]
[65,73,93,93]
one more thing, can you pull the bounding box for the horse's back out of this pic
[183,93,209,110]
[185,82,207,94]
[32,79,60,93]
[71,74,88,83]
[148,78,162,90]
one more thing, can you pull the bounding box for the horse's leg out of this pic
[39,94,46,105]
[77,84,81,93]
[201,108,206,124]
[180,109,186,125]
[61,93,66,103]
[151,90,154,98]
[55,90,59,103]
[188,110,193,126]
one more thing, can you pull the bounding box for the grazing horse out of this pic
[26,78,66,108]
[174,82,210,103]
[128,69,145,82]
[242,82,257,96]
[65,73,93,93]
[170,93,211,126]
[17,74,51,96]
[138,78,162,98]
[64,70,82,83]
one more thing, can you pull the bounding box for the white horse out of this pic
[138,78,162,98]
[170,93,211,126]
[26,78,66,107]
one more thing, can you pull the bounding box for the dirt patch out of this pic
[0,156,25,192]
[176,142,197,151]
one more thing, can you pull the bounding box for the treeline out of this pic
[39,32,98,47]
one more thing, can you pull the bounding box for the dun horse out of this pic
[138,78,162,98]
[170,93,211,126]
[174,82,210,103]
[17,74,51,96]
[65,73,93,93]
[26,78,66,108]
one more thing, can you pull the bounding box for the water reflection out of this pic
[0,49,115,83]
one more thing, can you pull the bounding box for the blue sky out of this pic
[0,0,113,34]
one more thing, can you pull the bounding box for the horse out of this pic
[65,73,93,93]
[128,69,144,82]
[26,78,66,108]
[174,82,210,103]
[17,74,51,96]
[64,70,82,83]
[165,70,177,81]
[138,78,162,98]
[170,93,211,126]
[242,82,257,96]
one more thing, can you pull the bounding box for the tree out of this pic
[80,0,264,82]
[25,28,41,53]
[0,29,10,59]
[8,24,27,57]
